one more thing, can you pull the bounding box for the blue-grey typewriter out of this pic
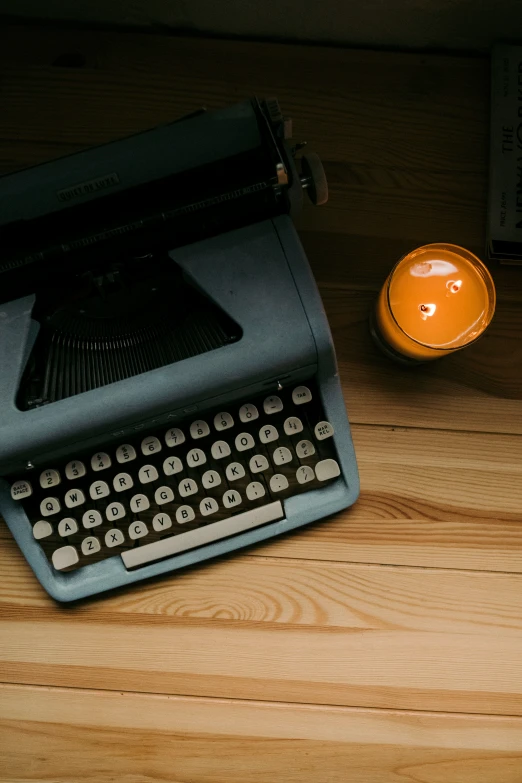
[0,98,359,601]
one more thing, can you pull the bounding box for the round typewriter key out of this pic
[296,465,315,484]
[190,420,210,439]
[152,513,173,532]
[52,545,79,571]
[113,472,134,492]
[116,445,136,463]
[214,412,234,431]
[40,497,61,516]
[130,494,150,512]
[141,436,162,455]
[235,432,255,452]
[283,417,303,436]
[10,480,33,500]
[259,425,279,444]
[269,474,289,493]
[186,448,207,467]
[211,440,231,460]
[82,509,103,528]
[105,528,125,547]
[33,520,53,540]
[200,497,219,516]
[89,480,110,500]
[129,521,149,540]
[58,517,78,537]
[273,446,293,466]
[246,481,266,500]
[163,456,183,476]
[249,454,269,473]
[64,488,86,508]
[91,452,112,471]
[39,469,61,488]
[81,536,101,556]
[239,404,259,423]
[226,462,245,481]
[222,489,241,508]
[65,460,86,479]
[106,502,126,521]
[154,486,175,505]
[165,428,185,447]
[176,505,195,524]
[263,395,283,414]
[178,478,198,497]
[315,459,341,482]
[314,421,334,440]
[295,440,315,459]
[202,469,222,488]
[138,465,159,484]
[292,386,312,405]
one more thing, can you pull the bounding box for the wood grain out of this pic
[326,289,522,425]
[1,23,522,782]
[0,29,491,252]
[2,684,522,783]
[258,423,522,572]
[2,546,522,634]
[1,551,522,715]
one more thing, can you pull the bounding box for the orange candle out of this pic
[373,244,496,362]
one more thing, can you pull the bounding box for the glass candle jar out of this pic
[371,243,496,363]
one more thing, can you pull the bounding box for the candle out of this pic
[372,244,496,362]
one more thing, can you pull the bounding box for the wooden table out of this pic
[1,24,521,782]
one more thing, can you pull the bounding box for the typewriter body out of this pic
[0,98,359,601]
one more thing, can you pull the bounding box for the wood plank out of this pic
[0,553,521,715]
[305,233,522,304]
[350,424,522,515]
[0,28,489,165]
[2,621,517,715]
[338,357,522,438]
[1,683,522,783]
[0,28,489,251]
[259,424,522,572]
[257,498,522,572]
[1,549,521,634]
[323,289,522,434]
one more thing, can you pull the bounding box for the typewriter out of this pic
[0,98,359,601]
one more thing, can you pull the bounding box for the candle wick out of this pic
[418,303,436,320]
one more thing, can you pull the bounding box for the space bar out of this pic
[121,501,284,569]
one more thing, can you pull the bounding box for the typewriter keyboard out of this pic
[9,382,341,573]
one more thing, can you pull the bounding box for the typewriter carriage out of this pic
[1,97,327,412]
